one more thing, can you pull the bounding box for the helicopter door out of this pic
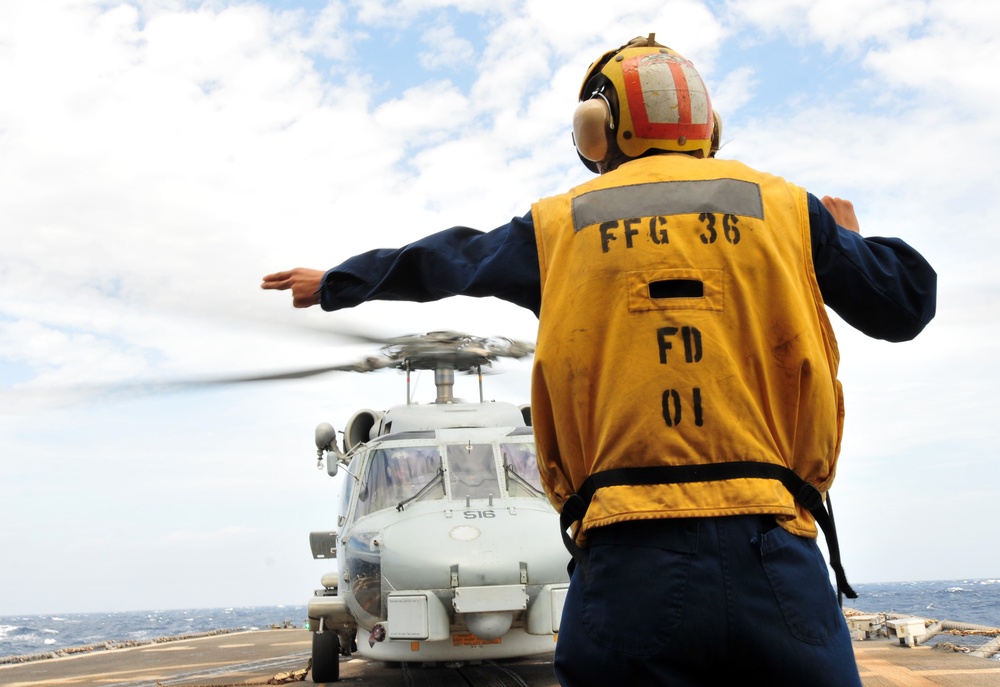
[447,443,501,501]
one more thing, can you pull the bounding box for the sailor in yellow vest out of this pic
[264,35,936,687]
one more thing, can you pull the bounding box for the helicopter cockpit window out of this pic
[447,443,501,501]
[501,442,546,498]
[356,447,444,519]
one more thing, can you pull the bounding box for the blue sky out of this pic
[1,0,998,615]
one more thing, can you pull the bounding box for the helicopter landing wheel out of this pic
[311,630,341,683]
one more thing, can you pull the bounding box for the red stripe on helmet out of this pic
[667,58,692,124]
[621,53,712,142]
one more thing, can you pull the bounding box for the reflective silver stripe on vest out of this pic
[572,179,764,233]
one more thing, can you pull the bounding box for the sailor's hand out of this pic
[821,196,861,234]
[261,268,324,308]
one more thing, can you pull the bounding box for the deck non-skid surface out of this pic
[2,629,1000,686]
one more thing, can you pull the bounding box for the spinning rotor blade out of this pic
[141,357,396,386]
[2,329,535,411]
[1,359,395,410]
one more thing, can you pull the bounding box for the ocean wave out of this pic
[852,579,1000,628]
[0,606,307,659]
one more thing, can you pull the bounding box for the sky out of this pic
[0,0,997,616]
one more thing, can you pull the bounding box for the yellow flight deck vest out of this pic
[530,154,844,539]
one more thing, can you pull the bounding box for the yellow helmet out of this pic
[574,34,714,171]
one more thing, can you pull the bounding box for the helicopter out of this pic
[302,331,570,683]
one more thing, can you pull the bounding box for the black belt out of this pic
[559,461,857,602]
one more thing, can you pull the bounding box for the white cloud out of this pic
[863,1,1000,108]
[418,22,476,69]
[726,0,929,52]
[373,79,472,141]
[296,2,354,60]
[351,0,514,26]
[708,65,758,119]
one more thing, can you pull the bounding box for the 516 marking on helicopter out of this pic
[464,509,497,519]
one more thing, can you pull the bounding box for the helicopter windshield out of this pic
[447,443,501,501]
[501,441,546,497]
[356,446,444,518]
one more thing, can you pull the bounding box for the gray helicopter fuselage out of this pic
[309,399,570,663]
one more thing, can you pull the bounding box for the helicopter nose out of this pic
[379,508,567,592]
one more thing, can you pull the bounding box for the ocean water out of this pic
[850,578,1000,628]
[0,605,307,659]
[3,580,1000,659]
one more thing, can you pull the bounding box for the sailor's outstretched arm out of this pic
[262,212,541,316]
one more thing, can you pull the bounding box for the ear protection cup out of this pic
[573,98,612,163]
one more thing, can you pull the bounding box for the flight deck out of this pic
[3,628,1000,687]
